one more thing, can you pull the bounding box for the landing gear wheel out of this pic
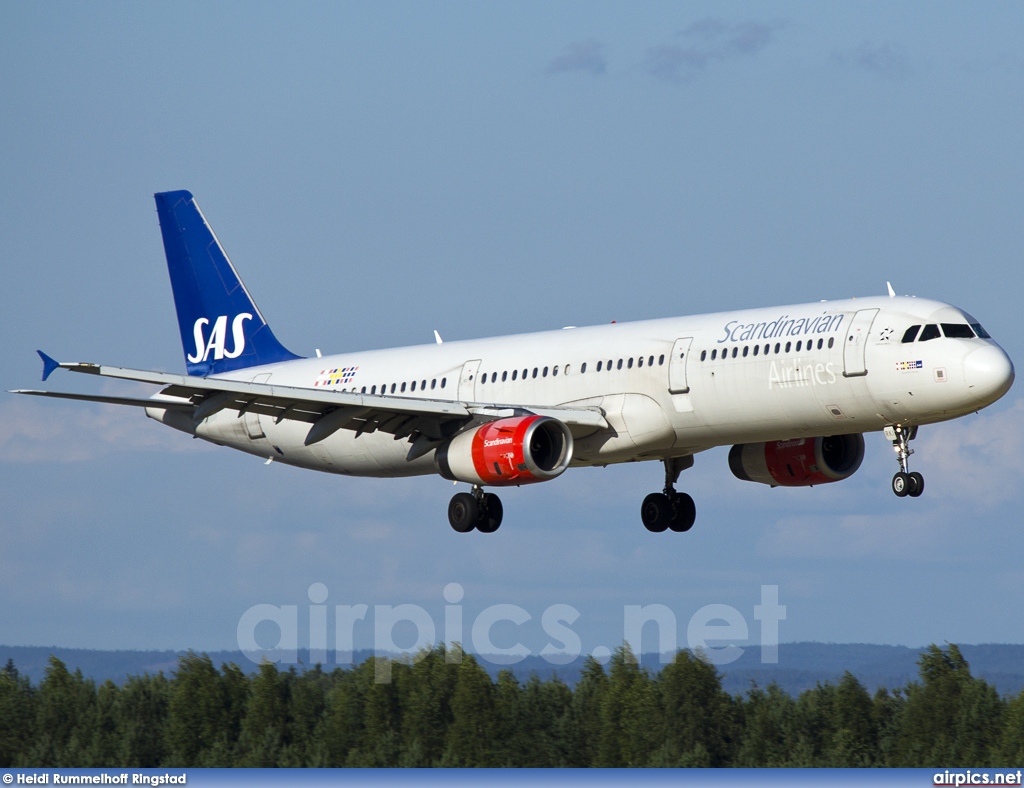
[892,472,911,498]
[477,493,503,533]
[668,493,696,533]
[908,471,925,498]
[448,492,479,532]
[641,493,672,532]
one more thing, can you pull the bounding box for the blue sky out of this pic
[2,2,1023,658]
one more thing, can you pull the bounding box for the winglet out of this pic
[37,350,60,382]
[434,330,443,345]
[886,281,896,298]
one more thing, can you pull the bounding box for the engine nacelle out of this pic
[435,415,573,486]
[729,434,865,487]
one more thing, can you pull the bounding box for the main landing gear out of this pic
[641,457,697,533]
[887,425,924,498]
[448,486,503,533]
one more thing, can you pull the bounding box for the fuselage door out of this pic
[842,309,879,378]
[245,373,271,439]
[458,359,481,402]
[668,338,693,394]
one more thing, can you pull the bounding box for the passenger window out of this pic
[827,337,834,349]
[361,386,366,393]
[391,383,397,393]
[581,362,586,373]
[607,359,612,370]
[902,325,921,343]
[941,323,975,339]
[422,380,427,389]
[796,341,802,352]
[658,354,665,365]
[543,367,548,377]
[411,381,416,391]
[480,375,486,386]
[753,345,759,356]
[401,382,406,392]
[649,355,655,366]
[431,379,436,389]
[701,350,707,361]
[596,361,602,372]
[638,356,644,367]
[785,342,791,353]
[532,368,538,378]
[502,371,507,382]
[562,365,568,375]
[731,347,738,358]
[774,343,780,354]
[742,346,749,357]
[512,370,518,381]
[711,349,717,360]
[441,378,446,388]
[371,385,377,394]
[491,372,497,383]
[817,339,823,350]
[971,323,991,339]
[627,358,633,369]
[919,324,941,341]
[617,359,623,370]
[523,369,528,379]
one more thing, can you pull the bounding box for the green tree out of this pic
[164,652,238,766]
[116,673,169,767]
[0,660,34,767]
[22,657,99,766]
[655,649,738,766]
[443,653,496,766]
[890,644,1005,766]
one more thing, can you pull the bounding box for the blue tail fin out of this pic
[155,190,302,376]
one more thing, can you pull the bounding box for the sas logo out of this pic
[187,314,253,363]
[896,360,923,372]
[315,366,359,387]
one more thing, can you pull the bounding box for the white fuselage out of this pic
[149,295,1013,479]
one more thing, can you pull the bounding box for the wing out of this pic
[13,353,608,462]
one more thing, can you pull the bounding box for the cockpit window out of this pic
[941,323,975,339]
[918,324,941,341]
[971,323,991,339]
[901,325,921,343]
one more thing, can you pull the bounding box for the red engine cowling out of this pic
[729,434,865,487]
[435,415,573,486]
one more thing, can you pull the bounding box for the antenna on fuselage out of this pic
[886,281,896,298]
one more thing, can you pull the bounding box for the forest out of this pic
[1,643,1022,768]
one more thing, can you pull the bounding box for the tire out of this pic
[477,493,503,533]
[448,492,478,532]
[641,493,671,532]
[668,493,696,533]
[908,471,925,498]
[892,472,910,498]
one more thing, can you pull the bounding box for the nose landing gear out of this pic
[887,425,924,498]
[641,456,697,533]
[448,486,503,533]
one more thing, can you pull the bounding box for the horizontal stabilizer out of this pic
[10,390,193,410]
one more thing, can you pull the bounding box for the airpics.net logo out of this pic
[236,583,786,683]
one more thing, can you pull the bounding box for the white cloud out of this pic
[0,396,206,462]
[917,398,1024,507]
[758,510,955,561]
[546,40,607,76]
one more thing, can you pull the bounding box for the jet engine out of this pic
[435,415,573,486]
[729,434,864,487]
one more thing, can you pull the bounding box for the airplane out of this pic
[13,191,1015,534]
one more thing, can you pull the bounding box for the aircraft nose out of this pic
[963,345,1014,405]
